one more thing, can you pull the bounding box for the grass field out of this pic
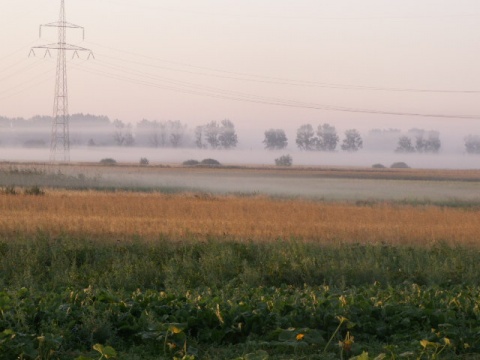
[1,163,480,359]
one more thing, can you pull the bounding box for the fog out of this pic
[0,146,478,170]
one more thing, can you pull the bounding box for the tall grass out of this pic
[0,235,479,293]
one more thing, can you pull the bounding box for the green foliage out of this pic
[371,164,386,169]
[275,155,292,167]
[0,237,480,358]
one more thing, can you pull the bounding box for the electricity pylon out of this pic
[30,0,93,163]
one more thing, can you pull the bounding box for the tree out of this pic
[113,120,134,147]
[205,121,220,149]
[194,126,206,149]
[395,136,415,153]
[465,135,480,154]
[316,124,339,151]
[169,120,186,148]
[341,129,363,152]
[218,119,238,149]
[296,124,316,151]
[415,131,441,153]
[263,129,288,150]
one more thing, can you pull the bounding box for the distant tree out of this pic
[316,123,339,151]
[465,135,480,154]
[263,129,288,150]
[395,136,415,153]
[194,126,206,149]
[169,120,186,148]
[113,120,134,147]
[218,119,238,149]
[414,130,441,153]
[341,129,363,152]
[205,121,220,149]
[296,124,316,151]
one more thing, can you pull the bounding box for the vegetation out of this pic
[395,130,441,154]
[1,191,480,244]
[390,162,410,169]
[465,135,480,154]
[274,154,292,167]
[1,165,480,358]
[200,159,221,166]
[99,158,117,166]
[183,160,200,166]
[0,236,480,359]
[295,123,340,151]
[195,120,238,149]
[371,164,385,169]
[139,158,149,166]
[341,129,363,152]
[263,129,288,150]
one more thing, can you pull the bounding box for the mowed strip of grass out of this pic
[0,190,479,246]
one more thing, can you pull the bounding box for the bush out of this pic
[201,159,221,166]
[391,162,410,169]
[99,158,117,166]
[24,185,45,196]
[372,163,386,169]
[139,158,149,166]
[275,154,293,166]
[0,185,17,195]
[183,160,200,166]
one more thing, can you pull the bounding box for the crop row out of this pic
[1,283,479,359]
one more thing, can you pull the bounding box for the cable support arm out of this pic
[40,22,85,39]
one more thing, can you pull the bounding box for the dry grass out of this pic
[1,190,479,246]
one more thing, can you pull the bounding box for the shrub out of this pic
[201,159,221,166]
[24,185,45,196]
[140,158,149,166]
[0,185,17,195]
[391,162,410,169]
[372,163,386,169]
[183,160,200,166]
[100,158,117,166]
[275,154,293,166]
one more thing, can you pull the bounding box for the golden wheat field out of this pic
[1,190,479,246]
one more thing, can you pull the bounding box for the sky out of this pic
[1,0,480,141]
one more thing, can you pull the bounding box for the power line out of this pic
[70,60,480,120]
[85,41,480,94]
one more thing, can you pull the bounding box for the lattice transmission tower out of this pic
[30,0,93,163]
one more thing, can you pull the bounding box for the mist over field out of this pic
[1,146,479,170]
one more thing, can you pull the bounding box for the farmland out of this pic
[1,163,480,359]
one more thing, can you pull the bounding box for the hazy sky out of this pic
[1,0,480,138]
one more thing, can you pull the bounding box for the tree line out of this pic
[1,114,480,153]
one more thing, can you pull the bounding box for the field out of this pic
[1,163,480,359]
